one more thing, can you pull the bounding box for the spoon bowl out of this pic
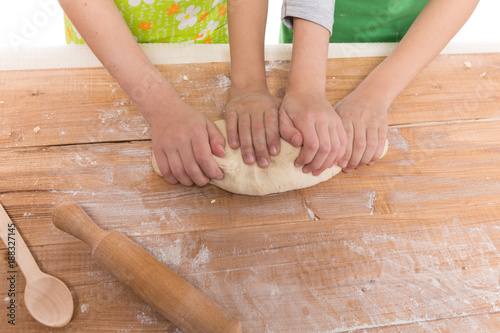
[24,273,74,327]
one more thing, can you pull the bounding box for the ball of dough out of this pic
[152,119,388,196]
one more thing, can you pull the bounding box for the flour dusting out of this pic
[80,304,89,313]
[136,312,157,325]
[192,244,212,267]
[388,128,410,152]
[365,190,377,215]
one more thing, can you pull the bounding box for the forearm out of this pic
[287,18,330,95]
[357,0,479,102]
[59,0,179,121]
[227,0,268,91]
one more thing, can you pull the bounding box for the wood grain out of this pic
[1,52,500,332]
[0,54,498,149]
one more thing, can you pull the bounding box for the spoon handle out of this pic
[0,203,44,281]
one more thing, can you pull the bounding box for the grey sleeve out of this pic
[281,0,335,35]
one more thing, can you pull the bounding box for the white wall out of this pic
[0,0,499,50]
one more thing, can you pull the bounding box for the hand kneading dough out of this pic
[152,119,388,196]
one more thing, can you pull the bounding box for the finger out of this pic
[358,127,379,168]
[193,131,224,181]
[303,122,330,174]
[265,109,280,156]
[238,113,255,164]
[344,127,366,173]
[313,135,338,176]
[207,119,226,158]
[295,121,320,169]
[225,111,240,149]
[180,145,211,187]
[315,122,345,175]
[334,120,348,165]
[154,150,178,184]
[279,108,303,147]
[370,127,388,165]
[340,121,354,171]
[252,113,270,168]
[169,150,194,186]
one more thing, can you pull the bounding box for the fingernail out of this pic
[244,153,255,164]
[312,170,322,176]
[343,168,352,173]
[230,139,239,148]
[215,171,224,180]
[340,160,348,168]
[269,145,278,156]
[302,167,310,174]
[368,161,375,166]
[292,134,301,146]
[258,158,269,167]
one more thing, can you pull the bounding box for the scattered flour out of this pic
[136,312,157,325]
[388,128,410,152]
[365,190,377,215]
[192,244,211,267]
[80,304,89,313]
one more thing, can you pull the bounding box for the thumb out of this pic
[279,109,303,147]
[207,120,226,158]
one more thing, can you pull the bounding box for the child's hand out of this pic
[334,90,389,173]
[149,101,226,186]
[279,92,347,176]
[225,89,281,167]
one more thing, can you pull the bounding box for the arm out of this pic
[279,18,347,176]
[337,0,480,172]
[59,0,225,186]
[226,0,281,168]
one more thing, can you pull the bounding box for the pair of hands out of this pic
[151,88,389,186]
[226,87,389,174]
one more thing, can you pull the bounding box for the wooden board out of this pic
[1,52,500,332]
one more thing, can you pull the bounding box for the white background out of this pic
[0,0,499,50]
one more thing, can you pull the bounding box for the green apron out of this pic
[65,0,228,44]
[280,0,429,43]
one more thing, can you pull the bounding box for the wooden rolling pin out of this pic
[52,202,242,333]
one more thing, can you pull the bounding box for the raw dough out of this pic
[152,119,388,196]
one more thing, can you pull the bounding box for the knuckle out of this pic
[366,140,378,150]
[185,164,199,177]
[196,153,211,166]
[331,140,341,153]
[252,121,264,134]
[319,143,331,155]
[306,140,320,152]
[354,139,366,150]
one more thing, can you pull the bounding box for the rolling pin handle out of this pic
[52,202,109,252]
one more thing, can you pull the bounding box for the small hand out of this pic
[334,90,389,173]
[279,92,347,176]
[225,89,281,167]
[149,101,225,186]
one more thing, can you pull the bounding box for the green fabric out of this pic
[280,0,429,43]
[65,0,228,44]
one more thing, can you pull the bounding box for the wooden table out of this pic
[1,52,500,332]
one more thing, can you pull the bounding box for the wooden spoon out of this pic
[0,203,73,327]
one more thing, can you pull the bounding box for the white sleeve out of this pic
[281,0,336,35]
